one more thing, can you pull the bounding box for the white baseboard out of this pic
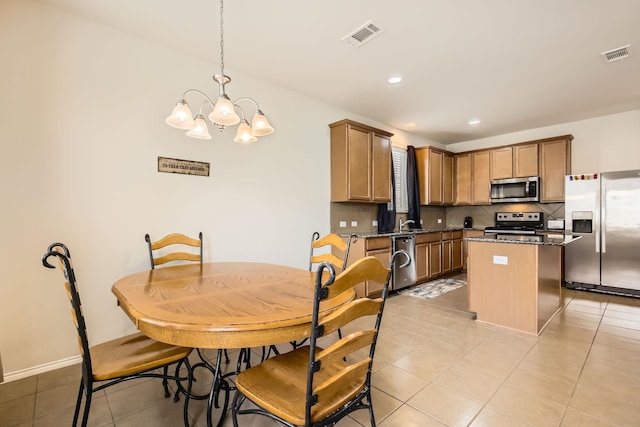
[2,355,82,383]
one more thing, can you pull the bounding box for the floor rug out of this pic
[401,278,466,299]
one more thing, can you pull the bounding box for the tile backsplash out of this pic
[330,203,447,234]
[330,202,565,233]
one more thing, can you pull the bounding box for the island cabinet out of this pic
[416,147,454,205]
[467,240,563,335]
[343,235,391,298]
[471,150,491,204]
[490,143,538,180]
[539,135,572,202]
[454,153,471,205]
[462,229,485,269]
[329,119,393,203]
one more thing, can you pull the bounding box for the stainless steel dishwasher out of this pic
[392,234,416,290]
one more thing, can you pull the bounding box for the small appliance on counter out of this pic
[464,216,473,228]
[547,219,565,231]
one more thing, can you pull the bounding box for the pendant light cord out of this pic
[219,0,225,77]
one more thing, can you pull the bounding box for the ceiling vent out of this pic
[601,44,633,63]
[342,20,386,48]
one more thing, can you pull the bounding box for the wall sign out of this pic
[157,157,210,177]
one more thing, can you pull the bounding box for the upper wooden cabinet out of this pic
[329,119,393,203]
[416,147,454,205]
[490,144,538,180]
[471,150,491,204]
[454,153,471,205]
[443,152,454,204]
[514,144,539,177]
[490,147,513,180]
[539,136,572,202]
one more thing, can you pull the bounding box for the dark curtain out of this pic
[377,162,396,233]
[406,146,421,227]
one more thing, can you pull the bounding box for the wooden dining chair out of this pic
[232,250,410,427]
[145,232,203,269]
[42,243,194,427]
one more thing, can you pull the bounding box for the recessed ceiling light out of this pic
[388,75,403,84]
[468,118,481,127]
[405,122,417,128]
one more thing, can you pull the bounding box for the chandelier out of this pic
[165,0,275,142]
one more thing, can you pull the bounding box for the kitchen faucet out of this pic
[399,219,415,231]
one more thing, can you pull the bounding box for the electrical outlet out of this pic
[493,255,508,265]
[437,218,442,224]
[339,221,346,228]
[372,220,378,227]
[351,221,357,227]
[420,219,423,225]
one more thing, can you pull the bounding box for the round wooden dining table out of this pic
[111,262,353,350]
[112,262,354,427]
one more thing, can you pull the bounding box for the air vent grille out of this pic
[601,45,632,63]
[342,20,386,47]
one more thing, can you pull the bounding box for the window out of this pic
[392,147,408,213]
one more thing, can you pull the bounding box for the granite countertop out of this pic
[340,227,480,239]
[465,233,582,246]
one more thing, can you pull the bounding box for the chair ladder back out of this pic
[313,358,370,404]
[324,256,390,299]
[316,329,377,365]
[318,299,383,337]
[309,232,357,272]
[145,232,203,269]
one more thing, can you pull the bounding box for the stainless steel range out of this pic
[484,212,544,235]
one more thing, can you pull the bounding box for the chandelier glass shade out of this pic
[165,0,274,142]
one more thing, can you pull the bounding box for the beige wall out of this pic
[0,0,427,379]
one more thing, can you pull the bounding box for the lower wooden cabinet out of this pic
[415,242,429,283]
[415,232,441,282]
[452,237,463,270]
[343,230,466,296]
[429,241,443,278]
[442,231,463,274]
[343,236,391,298]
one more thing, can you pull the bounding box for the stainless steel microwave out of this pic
[490,176,539,203]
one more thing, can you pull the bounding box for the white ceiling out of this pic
[39,0,640,144]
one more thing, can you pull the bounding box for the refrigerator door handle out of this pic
[601,184,606,253]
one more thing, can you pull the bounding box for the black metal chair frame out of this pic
[232,250,410,427]
[42,243,194,427]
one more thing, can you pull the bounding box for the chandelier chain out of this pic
[219,0,224,76]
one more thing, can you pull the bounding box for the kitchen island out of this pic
[466,233,581,335]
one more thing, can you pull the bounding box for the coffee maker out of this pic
[464,216,473,228]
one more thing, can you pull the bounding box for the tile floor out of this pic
[2,277,640,427]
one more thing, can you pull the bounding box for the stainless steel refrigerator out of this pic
[564,170,640,296]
